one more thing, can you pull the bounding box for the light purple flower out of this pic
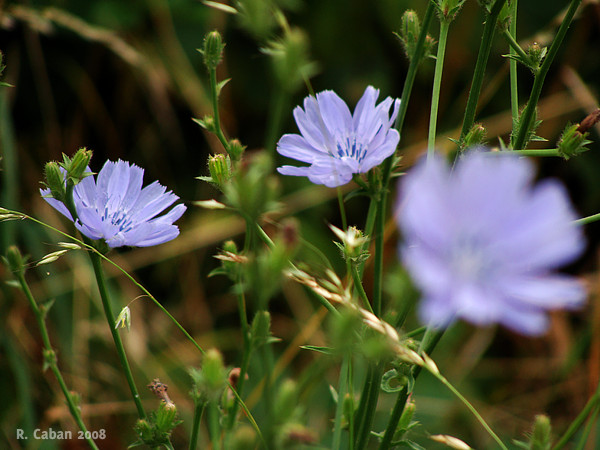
[277,86,401,187]
[396,152,586,335]
[41,160,186,248]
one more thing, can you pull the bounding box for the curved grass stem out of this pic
[14,268,100,450]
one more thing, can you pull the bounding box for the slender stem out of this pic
[209,66,230,153]
[575,213,600,226]
[226,287,251,429]
[63,181,146,419]
[378,329,445,450]
[189,401,206,450]
[428,19,450,159]
[508,0,519,123]
[429,369,508,450]
[337,187,348,232]
[513,0,584,149]
[573,402,600,450]
[88,251,147,420]
[351,264,373,314]
[354,364,383,450]
[460,0,508,142]
[208,402,222,450]
[503,30,529,69]
[553,390,600,449]
[265,87,288,152]
[332,355,350,450]
[15,270,99,450]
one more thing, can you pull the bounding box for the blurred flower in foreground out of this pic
[396,152,586,335]
[41,160,186,248]
[277,86,400,187]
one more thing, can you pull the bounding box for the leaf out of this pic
[202,1,238,14]
[300,345,334,355]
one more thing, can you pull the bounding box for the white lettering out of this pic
[16,429,24,439]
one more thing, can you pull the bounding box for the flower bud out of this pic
[230,425,257,450]
[66,148,92,183]
[263,27,317,93]
[430,434,471,449]
[527,42,547,72]
[189,349,227,403]
[557,123,592,160]
[330,225,369,264]
[208,153,232,187]
[399,10,420,60]
[437,0,466,21]
[5,246,26,275]
[462,123,487,150]
[43,161,66,201]
[274,379,298,423]
[577,108,600,134]
[530,414,552,450]
[201,31,225,70]
[227,138,246,161]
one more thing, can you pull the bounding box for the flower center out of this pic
[450,237,491,282]
[103,207,134,233]
[336,135,367,163]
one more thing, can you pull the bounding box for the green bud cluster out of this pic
[557,123,592,160]
[43,161,66,202]
[4,246,26,275]
[200,31,225,71]
[189,349,228,404]
[133,403,182,449]
[208,153,232,188]
[460,123,487,150]
[396,10,436,62]
[263,27,317,93]
[436,0,466,21]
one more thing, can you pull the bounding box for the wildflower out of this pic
[277,86,400,187]
[41,160,186,248]
[396,152,586,335]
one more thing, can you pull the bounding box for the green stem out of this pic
[430,369,508,449]
[575,213,600,225]
[351,264,373,314]
[63,181,146,420]
[573,402,600,450]
[553,390,600,449]
[460,0,508,142]
[513,0,583,149]
[503,30,529,69]
[508,0,519,124]
[393,1,436,141]
[265,87,288,152]
[208,402,222,450]
[15,270,99,450]
[428,19,450,159]
[354,364,383,450]
[209,66,230,153]
[378,329,444,450]
[88,251,147,420]
[189,401,206,450]
[332,355,350,450]
[226,287,251,430]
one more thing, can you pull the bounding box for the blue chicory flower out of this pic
[41,160,186,248]
[277,86,401,187]
[396,152,586,335]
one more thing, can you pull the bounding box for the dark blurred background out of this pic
[1,0,600,448]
